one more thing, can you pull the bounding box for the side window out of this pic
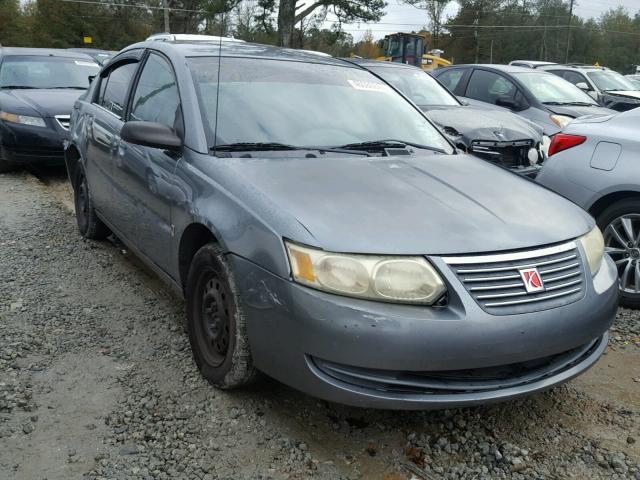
[466,69,517,105]
[130,53,181,131]
[437,69,465,92]
[98,62,138,118]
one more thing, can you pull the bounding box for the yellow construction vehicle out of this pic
[376,32,452,71]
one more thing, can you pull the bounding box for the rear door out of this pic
[85,57,140,221]
[114,51,183,273]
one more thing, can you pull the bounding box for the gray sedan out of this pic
[65,39,618,409]
[537,108,640,308]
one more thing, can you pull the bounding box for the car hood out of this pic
[419,105,543,145]
[0,89,84,117]
[605,90,640,100]
[225,153,593,255]
[545,104,615,118]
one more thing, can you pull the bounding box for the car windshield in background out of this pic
[0,56,99,89]
[513,72,598,105]
[587,71,638,91]
[368,66,459,106]
[188,57,453,154]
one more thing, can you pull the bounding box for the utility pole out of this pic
[163,0,170,33]
[565,0,573,63]
[490,39,493,64]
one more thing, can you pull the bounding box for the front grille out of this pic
[311,337,602,395]
[55,115,70,130]
[471,139,535,169]
[442,241,585,315]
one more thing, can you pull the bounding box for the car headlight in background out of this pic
[285,241,446,304]
[579,227,604,276]
[549,114,573,128]
[0,111,46,127]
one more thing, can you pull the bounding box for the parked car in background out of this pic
[626,75,640,88]
[146,33,244,43]
[65,38,618,409]
[508,60,557,69]
[537,108,640,308]
[432,64,616,136]
[68,48,117,65]
[540,64,640,112]
[347,59,546,176]
[0,47,99,172]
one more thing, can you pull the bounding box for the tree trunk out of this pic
[277,0,296,47]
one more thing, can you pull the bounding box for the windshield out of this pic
[513,72,597,104]
[368,65,459,106]
[587,70,638,91]
[0,56,99,89]
[188,57,453,153]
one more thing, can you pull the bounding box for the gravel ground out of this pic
[0,169,638,480]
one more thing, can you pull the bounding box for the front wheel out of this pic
[186,243,256,388]
[597,199,640,309]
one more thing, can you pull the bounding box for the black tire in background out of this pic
[0,159,16,173]
[186,243,257,388]
[596,198,640,309]
[73,165,110,240]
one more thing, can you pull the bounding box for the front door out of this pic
[115,52,183,273]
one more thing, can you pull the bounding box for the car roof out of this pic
[509,60,556,67]
[121,40,349,67]
[345,58,420,70]
[440,64,542,74]
[0,47,96,60]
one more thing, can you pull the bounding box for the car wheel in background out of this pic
[186,243,257,388]
[0,159,16,173]
[73,166,111,240]
[597,198,640,309]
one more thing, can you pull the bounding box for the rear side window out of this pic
[98,62,138,118]
[437,69,465,92]
[130,53,181,130]
[465,69,517,104]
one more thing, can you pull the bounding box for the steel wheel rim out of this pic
[198,274,230,366]
[604,213,640,294]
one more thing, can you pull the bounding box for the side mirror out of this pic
[575,82,590,91]
[496,96,517,109]
[121,121,182,151]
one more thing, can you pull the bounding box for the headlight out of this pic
[285,241,446,304]
[549,114,573,128]
[579,227,604,276]
[0,111,46,127]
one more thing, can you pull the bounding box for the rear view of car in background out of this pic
[349,59,546,176]
[0,47,99,172]
[537,108,640,308]
[541,64,640,112]
[432,64,616,135]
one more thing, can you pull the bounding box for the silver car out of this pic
[537,108,639,307]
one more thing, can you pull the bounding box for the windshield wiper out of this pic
[211,142,370,156]
[338,139,447,154]
[0,85,38,89]
[50,86,87,90]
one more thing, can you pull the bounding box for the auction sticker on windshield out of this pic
[347,79,392,93]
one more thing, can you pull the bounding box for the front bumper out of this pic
[230,252,619,409]
[0,119,68,166]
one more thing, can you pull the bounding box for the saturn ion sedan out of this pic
[64,38,619,409]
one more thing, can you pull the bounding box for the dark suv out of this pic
[65,40,618,409]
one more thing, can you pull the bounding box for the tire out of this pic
[73,165,110,240]
[596,198,640,309]
[186,243,256,388]
[0,159,16,173]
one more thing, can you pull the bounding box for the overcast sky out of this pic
[336,0,640,41]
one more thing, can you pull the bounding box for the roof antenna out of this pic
[212,10,224,154]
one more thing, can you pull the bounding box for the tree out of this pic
[354,29,379,58]
[277,0,386,47]
[402,0,450,48]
